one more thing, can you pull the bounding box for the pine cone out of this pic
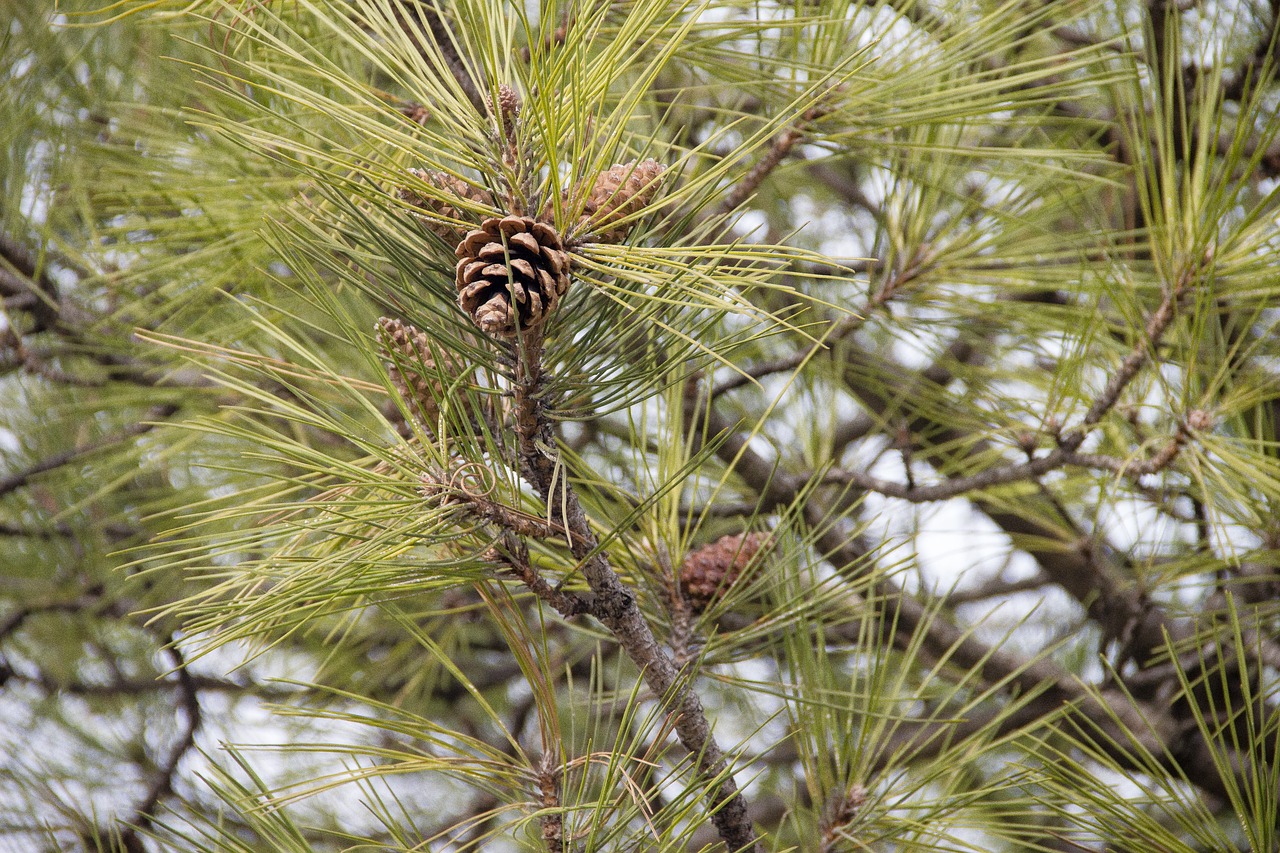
[680,531,772,612]
[398,169,493,244]
[486,84,521,141]
[455,216,571,338]
[376,317,460,434]
[574,159,666,243]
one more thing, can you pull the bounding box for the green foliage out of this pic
[3,0,1280,851]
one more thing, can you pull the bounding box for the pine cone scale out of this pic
[509,232,539,253]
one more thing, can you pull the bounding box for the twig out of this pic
[0,331,109,387]
[944,572,1053,606]
[819,434,1198,504]
[6,668,298,699]
[0,520,136,540]
[0,404,179,498]
[511,335,761,853]
[713,313,864,396]
[519,11,573,63]
[710,242,945,399]
[117,638,202,849]
[0,231,62,333]
[492,534,591,619]
[1068,287,1187,443]
[535,752,567,853]
[716,103,830,218]
[424,467,570,540]
[392,0,485,112]
[0,591,114,643]
[1183,0,1279,103]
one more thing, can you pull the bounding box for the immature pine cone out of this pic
[575,158,666,243]
[486,83,521,141]
[398,169,493,244]
[680,531,772,612]
[376,317,459,433]
[455,216,571,338]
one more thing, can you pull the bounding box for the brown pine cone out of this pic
[398,169,493,244]
[455,216,571,338]
[376,317,460,434]
[486,84,521,141]
[680,531,772,612]
[574,159,666,243]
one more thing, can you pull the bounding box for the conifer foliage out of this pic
[2,1,1280,851]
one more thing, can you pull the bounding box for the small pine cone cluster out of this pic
[377,317,460,433]
[680,531,772,612]
[455,216,571,338]
[398,169,493,244]
[574,159,666,243]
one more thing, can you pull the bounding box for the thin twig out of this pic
[820,435,1196,504]
[117,638,202,849]
[0,404,179,498]
[944,572,1053,606]
[536,752,567,853]
[0,231,62,333]
[393,0,485,112]
[492,534,591,619]
[715,103,830,218]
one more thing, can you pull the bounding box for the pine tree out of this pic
[3,1,1280,851]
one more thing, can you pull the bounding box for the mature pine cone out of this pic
[680,531,772,612]
[398,169,493,244]
[455,216,571,338]
[376,317,460,434]
[575,159,666,243]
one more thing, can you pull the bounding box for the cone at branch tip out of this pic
[454,216,571,338]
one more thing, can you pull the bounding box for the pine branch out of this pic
[0,231,63,334]
[0,404,179,498]
[117,638,202,848]
[511,333,761,853]
[689,385,1227,801]
[1065,274,1195,446]
[715,103,830,218]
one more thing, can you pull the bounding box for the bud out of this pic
[1185,409,1213,432]
[486,84,521,143]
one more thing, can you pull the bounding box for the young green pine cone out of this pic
[680,531,772,613]
[376,317,461,434]
[398,169,493,244]
[575,159,666,243]
[455,216,571,338]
